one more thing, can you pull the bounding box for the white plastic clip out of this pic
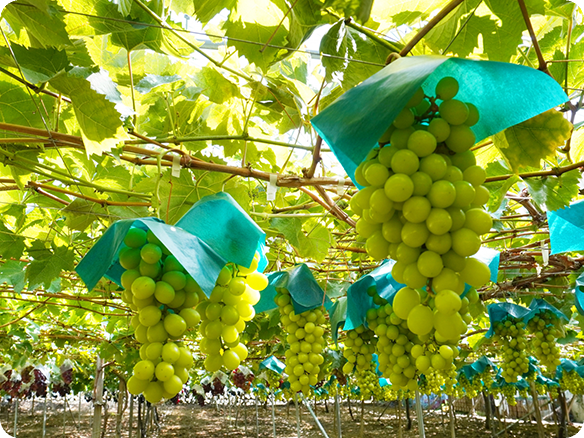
[267,174,277,201]
[172,155,181,178]
[337,179,345,196]
[542,239,549,266]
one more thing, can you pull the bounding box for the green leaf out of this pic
[194,0,236,24]
[222,0,290,71]
[319,20,389,90]
[5,1,71,48]
[110,0,163,52]
[483,0,545,62]
[154,169,202,225]
[135,74,183,94]
[485,175,521,213]
[50,73,126,155]
[0,80,54,131]
[26,244,75,289]
[118,0,133,16]
[0,222,26,261]
[10,44,69,84]
[524,169,580,211]
[0,260,26,293]
[271,218,332,262]
[194,66,240,104]
[492,109,573,172]
[63,199,107,231]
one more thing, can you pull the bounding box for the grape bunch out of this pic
[197,254,267,372]
[60,364,73,385]
[30,369,48,397]
[353,367,382,400]
[342,326,377,374]
[492,319,530,383]
[275,288,326,397]
[120,227,200,404]
[232,368,255,392]
[560,370,584,395]
[352,76,493,341]
[527,312,562,371]
[367,297,460,392]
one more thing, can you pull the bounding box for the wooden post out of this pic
[91,355,104,438]
[271,392,277,438]
[335,391,342,438]
[359,399,365,438]
[557,390,568,438]
[42,396,47,438]
[397,399,403,438]
[63,396,66,437]
[449,396,455,438]
[115,379,126,438]
[529,382,545,438]
[13,397,18,438]
[415,390,425,438]
[294,393,301,438]
[405,398,412,430]
[128,396,134,438]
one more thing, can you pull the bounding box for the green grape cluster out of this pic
[353,367,382,400]
[197,254,266,373]
[352,76,493,343]
[499,384,519,406]
[560,370,584,395]
[458,374,482,398]
[418,368,446,395]
[342,326,377,374]
[527,312,562,371]
[275,289,326,397]
[119,227,200,403]
[492,319,530,383]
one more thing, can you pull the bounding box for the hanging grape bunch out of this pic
[342,325,377,374]
[275,288,326,397]
[527,311,563,371]
[197,253,267,372]
[119,227,201,404]
[492,318,530,383]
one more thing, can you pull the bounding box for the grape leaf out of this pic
[194,66,240,104]
[485,175,521,213]
[0,261,26,293]
[194,0,236,24]
[271,218,332,262]
[222,0,290,71]
[4,0,71,49]
[524,169,580,212]
[10,44,69,84]
[0,80,54,132]
[50,73,127,156]
[492,109,573,172]
[483,0,545,62]
[0,223,26,261]
[319,20,389,90]
[109,0,163,52]
[26,244,75,289]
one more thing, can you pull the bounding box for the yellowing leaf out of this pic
[492,109,572,172]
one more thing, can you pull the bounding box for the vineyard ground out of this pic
[0,397,582,438]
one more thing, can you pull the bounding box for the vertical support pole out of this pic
[115,379,125,438]
[128,396,134,438]
[359,399,364,438]
[42,396,47,438]
[335,391,342,438]
[13,398,18,438]
[530,382,545,438]
[397,399,403,438]
[294,393,301,438]
[415,390,426,438]
[63,396,66,437]
[78,395,81,425]
[92,355,104,438]
[255,396,259,438]
[449,396,455,438]
[271,392,277,438]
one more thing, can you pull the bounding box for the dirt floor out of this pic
[0,396,581,437]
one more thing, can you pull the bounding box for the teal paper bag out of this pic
[548,200,584,255]
[76,218,225,296]
[311,56,568,183]
[176,192,267,271]
[259,355,286,374]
